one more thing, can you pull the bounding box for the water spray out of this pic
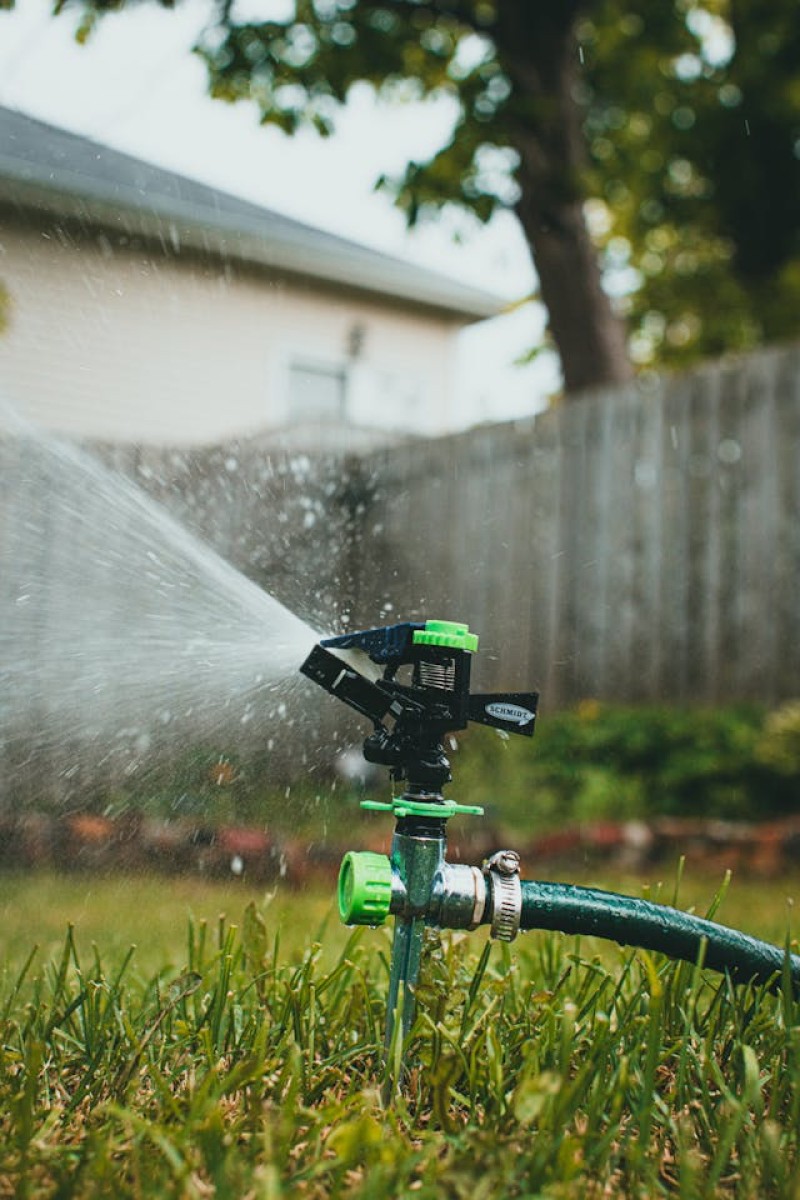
[301,619,800,1075]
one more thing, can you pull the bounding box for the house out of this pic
[0,105,505,449]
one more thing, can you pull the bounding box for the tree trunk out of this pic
[496,5,633,395]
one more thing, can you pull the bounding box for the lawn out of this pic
[2,867,800,1197]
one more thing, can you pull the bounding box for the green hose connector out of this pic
[338,851,393,926]
[412,619,479,653]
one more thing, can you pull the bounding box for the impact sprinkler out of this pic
[301,618,800,1074]
[302,618,536,1054]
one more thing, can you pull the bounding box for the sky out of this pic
[0,0,560,428]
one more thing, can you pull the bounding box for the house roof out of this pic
[0,105,507,322]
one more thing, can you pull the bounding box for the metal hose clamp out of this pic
[484,850,522,942]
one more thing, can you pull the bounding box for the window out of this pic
[288,360,347,423]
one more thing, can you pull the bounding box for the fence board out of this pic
[736,352,779,700]
[625,384,659,701]
[773,348,800,700]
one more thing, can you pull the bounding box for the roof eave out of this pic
[0,170,507,324]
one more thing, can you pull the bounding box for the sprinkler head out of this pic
[300,618,539,1069]
[300,618,537,791]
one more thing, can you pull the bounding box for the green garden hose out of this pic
[520,880,800,989]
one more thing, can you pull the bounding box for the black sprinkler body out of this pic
[301,618,800,1088]
[301,619,536,792]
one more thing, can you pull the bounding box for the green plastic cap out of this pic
[338,851,392,926]
[412,619,479,653]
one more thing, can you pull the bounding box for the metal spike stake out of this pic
[385,914,425,1051]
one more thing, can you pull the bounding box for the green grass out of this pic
[3,870,800,1197]
[0,872,348,982]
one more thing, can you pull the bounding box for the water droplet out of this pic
[717,438,742,465]
[634,460,657,490]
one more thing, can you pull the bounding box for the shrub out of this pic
[85,701,800,835]
[757,702,800,776]
[451,701,800,831]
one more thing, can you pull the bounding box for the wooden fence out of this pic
[353,343,800,708]
[93,339,799,710]
[2,341,799,808]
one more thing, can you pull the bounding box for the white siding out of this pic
[0,217,461,445]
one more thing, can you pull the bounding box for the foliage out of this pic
[453,701,800,830]
[31,0,635,392]
[94,701,800,833]
[4,877,800,1196]
[45,0,554,229]
[40,0,800,379]
[580,0,800,369]
[757,702,800,778]
[112,745,262,824]
[195,0,638,391]
[98,742,349,833]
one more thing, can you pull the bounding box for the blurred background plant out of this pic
[757,702,800,777]
[448,700,800,833]
[89,700,800,837]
